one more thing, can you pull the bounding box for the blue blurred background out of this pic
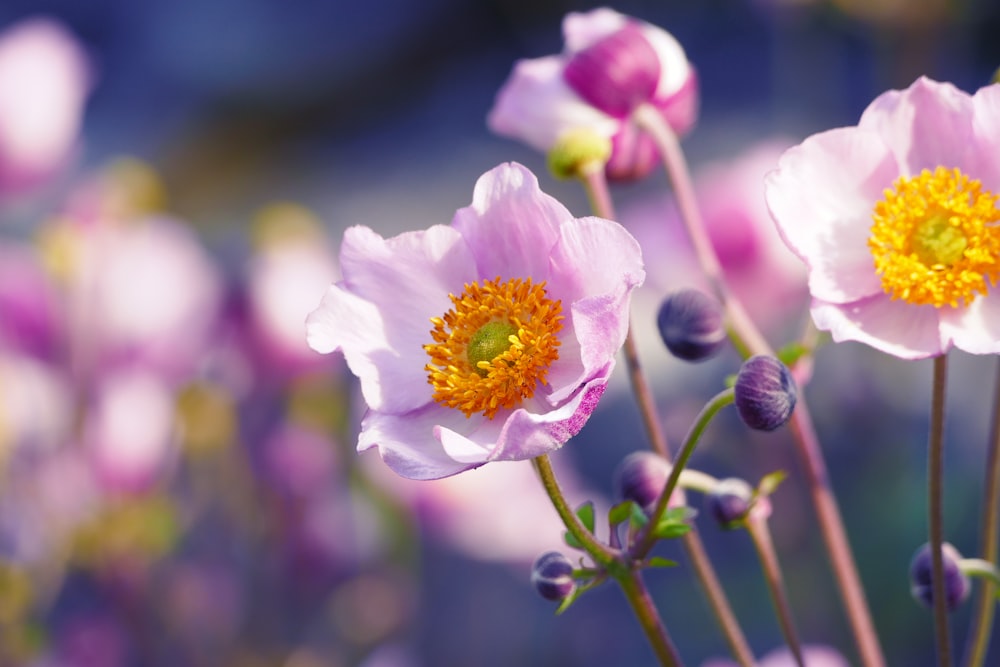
[0,1,999,666]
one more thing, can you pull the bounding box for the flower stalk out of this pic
[928,354,953,667]
[633,102,886,667]
[746,514,806,667]
[962,359,1000,667]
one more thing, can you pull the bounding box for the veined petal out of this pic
[452,162,573,281]
[307,224,477,414]
[766,127,897,303]
[545,216,644,401]
[940,292,1000,355]
[811,295,945,359]
[486,56,618,153]
[859,77,975,176]
[359,405,489,480]
[970,83,1000,191]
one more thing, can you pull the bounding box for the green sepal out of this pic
[757,470,788,498]
[608,501,634,527]
[554,586,584,615]
[652,507,696,540]
[645,556,678,569]
[776,342,808,368]
[563,501,596,550]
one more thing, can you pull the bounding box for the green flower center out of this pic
[467,321,519,378]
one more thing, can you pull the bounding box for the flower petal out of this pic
[487,57,618,153]
[306,224,477,414]
[765,126,897,303]
[451,162,573,281]
[970,82,1000,190]
[939,293,1000,355]
[358,405,489,480]
[859,77,975,175]
[562,8,628,52]
[811,295,944,359]
[545,216,644,401]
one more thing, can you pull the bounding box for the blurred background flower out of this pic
[0,0,997,665]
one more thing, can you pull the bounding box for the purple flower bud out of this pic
[613,451,671,514]
[734,355,797,431]
[656,289,726,362]
[563,23,661,118]
[531,551,576,602]
[706,478,753,529]
[909,542,970,612]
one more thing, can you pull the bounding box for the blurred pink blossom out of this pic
[0,18,90,197]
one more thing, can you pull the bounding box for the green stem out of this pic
[619,569,685,667]
[532,455,617,568]
[747,514,806,667]
[577,161,753,667]
[962,359,1000,667]
[634,102,885,667]
[636,388,735,559]
[929,354,952,667]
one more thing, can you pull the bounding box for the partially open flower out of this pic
[766,78,1000,359]
[307,163,644,479]
[733,355,797,431]
[909,542,970,612]
[488,8,697,182]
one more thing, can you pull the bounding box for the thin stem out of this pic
[577,162,754,667]
[634,103,885,667]
[532,455,617,568]
[747,514,806,667]
[636,388,735,559]
[631,104,770,358]
[579,164,670,459]
[963,360,1000,667]
[619,569,685,667]
[929,354,952,667]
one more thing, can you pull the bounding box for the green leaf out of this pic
[554,586,583,615]
[576,501,595,533]
[757,470,788,498]
[776,342,808,367]
[652,507,695,540]
[608,501,634,527]
[563,531,583,550]
[630,502,649,528]
[645,557,678,569]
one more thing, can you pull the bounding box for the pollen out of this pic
[424,277,563,419]
[869,166,1000,308]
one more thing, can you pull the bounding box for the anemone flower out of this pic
[766,77,1000,359]
[307,162,644,479]
[488,7,697,181]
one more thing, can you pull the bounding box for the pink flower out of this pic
[766,77,1000,359]
[306,162,644,479]
[0,18,90,196]
[488,8,697,181]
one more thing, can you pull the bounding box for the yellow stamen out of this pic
[869,166,1000,308]
[424,277,563,419]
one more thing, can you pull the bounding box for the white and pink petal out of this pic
[811,295,945,359]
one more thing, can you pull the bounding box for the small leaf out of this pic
[563,531,583,550]
[630,502,649,528]
[575,501,595,533]
[554,586,583,615]
[646,557,677,569]
[776,342,808,367]
[608,501,634,527]
[757,470,788,498]
[652,507,695,540]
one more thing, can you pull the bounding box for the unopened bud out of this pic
[734,355,797,431]
[547,128,612,180]
[706,478,754,530]
[613,451,671,514]
[909,542,970,612]
[531,551,576,602]
[656,289,726,362]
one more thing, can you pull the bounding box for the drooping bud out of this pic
[531,551,576,602]
[656,288,726,362]
[613,451,671,514]
[733,355,797,431]
[563,23,661,118]
[706,477,754,530]
[909,542,970,612]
